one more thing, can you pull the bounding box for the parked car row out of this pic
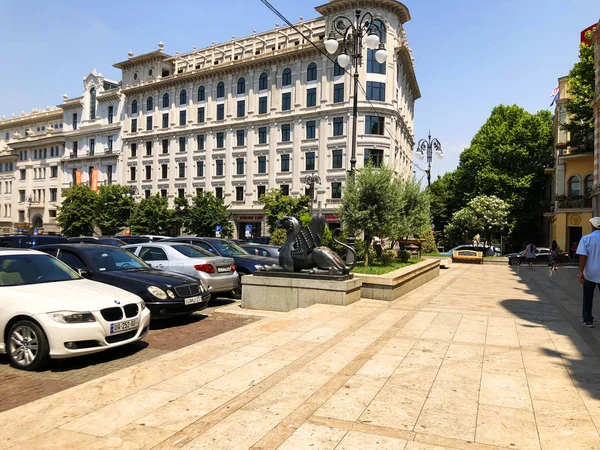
[0,235,280,371]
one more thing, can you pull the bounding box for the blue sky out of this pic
[0,0,597,180]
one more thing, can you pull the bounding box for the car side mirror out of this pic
[77,269,90,278]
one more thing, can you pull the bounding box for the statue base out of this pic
[241,274,362,312]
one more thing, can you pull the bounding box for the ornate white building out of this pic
[0,0,419,238]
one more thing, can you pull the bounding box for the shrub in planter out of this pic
[380,249,397,265]
[397,250,411,263]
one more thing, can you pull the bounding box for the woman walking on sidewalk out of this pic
[550,240,560,272]
[525,243,536,269]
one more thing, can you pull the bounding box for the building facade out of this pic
[593,21,600,216]
[0,0,419,238]
[547,75,595,252]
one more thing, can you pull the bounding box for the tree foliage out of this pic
[179,192,233,237]
[429,104,553,249]
[444,195,509,246]
[269,228,287,246]
[561,35,595,146]
[56,185,98,237]
[259,189,311,234]
[421,230,437,254]
[95,185,134,235]
[393,176,431,245]
[129,194,171,235]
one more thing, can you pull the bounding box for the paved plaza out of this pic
[2,264,600,449]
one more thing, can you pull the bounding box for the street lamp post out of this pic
[325,10,387,176]
[415,132,443,187]
[302,174,321,211]
[27,194,38,232]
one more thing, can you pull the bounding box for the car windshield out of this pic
[85,248,149,272]
[0,254,79,286]
[211,240,249,256]
[172,244,213,258]
[97,238,125,247]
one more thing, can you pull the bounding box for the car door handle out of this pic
[156,264,165,268]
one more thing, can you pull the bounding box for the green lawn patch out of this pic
[352,259,423,275]
[423,252,442,257]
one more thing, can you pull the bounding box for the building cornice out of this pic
[113,49,172,70]
[120,45,324,97]
[397,46,420,100]
[58,97,84,110]
[0,110,63,130]
[63,123,121,138]
[7,133,66,149]
[315,0,411,24]
[97,90,121,102]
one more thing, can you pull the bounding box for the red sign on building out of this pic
[581,24,597,45]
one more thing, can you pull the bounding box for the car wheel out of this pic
[509,258,521,266]
[7,320,50,371]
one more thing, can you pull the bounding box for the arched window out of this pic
[237,77,246,95]
[217,81,225,99]
[259,72,268,90]
[307,63,317,82]
[146,96,153,112]
[179,89,187,105]
[162,93,169,108]
[198,86,205,102]
[367,19,386,74]
[131,99,138,115]
[569,175,582,198]
[282,68,292,87]
[585,174,594,195]
[89,88,97,120]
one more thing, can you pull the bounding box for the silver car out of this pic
[123,242,239,296]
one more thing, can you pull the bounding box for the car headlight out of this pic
[49,311,96,324]
[147,286,167,300]
[166,290,175,299]
[254,265,264,271]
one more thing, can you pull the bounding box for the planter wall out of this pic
[354,259,440,301]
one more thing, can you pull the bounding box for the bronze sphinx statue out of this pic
[277,212,356,276]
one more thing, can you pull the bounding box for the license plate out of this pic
[184,295,204,305]
[110,319,139,334]
[217,266,230,273]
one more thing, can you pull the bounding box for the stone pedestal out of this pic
[241,274,363,312]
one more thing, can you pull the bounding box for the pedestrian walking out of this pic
[550,240,560,272]
[576,217,600,328]
[525,243,536,269]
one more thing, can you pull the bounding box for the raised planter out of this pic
[354,259,440,301]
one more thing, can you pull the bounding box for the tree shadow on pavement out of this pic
[502,265,600,401]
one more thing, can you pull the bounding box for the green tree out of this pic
[444,195,509,247]
[259,189,311,234]
[95,184,135,235]
[57,185,98,237]
[429,104,553,249]
[269,228,287,246]
[561,34,595,147]
[339,164,402,266]
[421,230,438,254]
[129,194,171,235]
[393,176,431,248]
[180,192,233,237]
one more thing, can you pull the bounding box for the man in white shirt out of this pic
[576,217,600,328]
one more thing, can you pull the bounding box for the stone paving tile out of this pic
[6,265,600,450]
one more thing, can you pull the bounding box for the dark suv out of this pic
[0,235,68,248]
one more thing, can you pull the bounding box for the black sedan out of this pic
[507,247,570,266]
[36,244,210,318]
[241,244,280,259]
[68,236,126,247]
[162,237,278,275]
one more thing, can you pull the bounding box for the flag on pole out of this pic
[550,86,559,98]
[550,92,559,107]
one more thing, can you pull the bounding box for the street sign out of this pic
[17,228,24,234]
[33,228,39,235]
[215,225,222,238]
[245,225,252,238]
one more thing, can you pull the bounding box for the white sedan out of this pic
[0,249,151,371]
